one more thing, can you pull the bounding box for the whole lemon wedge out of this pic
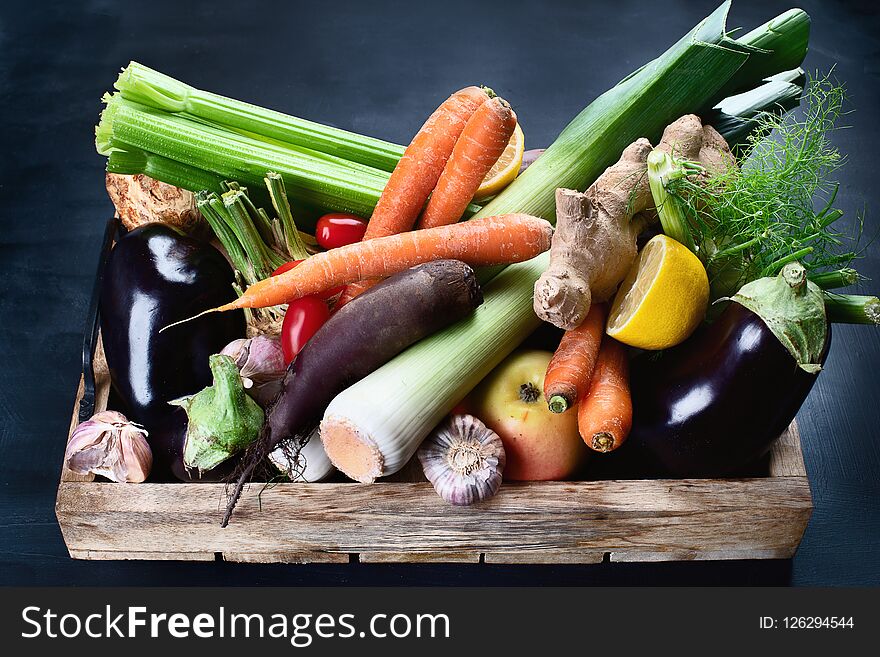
[473,123,524,201]
[606,234,709,350]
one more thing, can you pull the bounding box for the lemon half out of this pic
[607,234,709,350]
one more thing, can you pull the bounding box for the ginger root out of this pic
[533,114,732,330]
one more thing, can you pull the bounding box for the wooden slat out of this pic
[484,550,605,564]
[62,376,96,483]
[359,551,480,563]
[768,422,807,477]
[224,551,349,564]
[56,477,812,562]
[610,547,796,562]
[69,550,214,561]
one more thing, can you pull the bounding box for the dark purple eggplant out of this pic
[100,223,245,478]
[628,301,831,477]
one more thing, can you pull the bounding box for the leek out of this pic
[114,61,406,172]
[472,2,810,225]
[321,252,548,478]
[709,68,805,147]
[320,2,811,478]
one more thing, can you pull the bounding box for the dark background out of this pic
[1,0,877,586]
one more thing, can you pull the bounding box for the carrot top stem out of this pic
[592,432,616,453]
[548,394,569,414]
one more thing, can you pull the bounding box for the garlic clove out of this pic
[118,423,153,483]
[65,410,152,483]
[417,414,505,505]
[221,335,286,386]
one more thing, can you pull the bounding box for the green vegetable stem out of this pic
[171,354,264,476]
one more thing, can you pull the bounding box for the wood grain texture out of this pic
[484,550,605,564]
[224,551,349,564]
[68,550,215,561]
[768,422,807,477]
[56,477,812,563]
[359,552,480,563]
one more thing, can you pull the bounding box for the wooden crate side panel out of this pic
[359,551,481,564]
[768,422,807,477]
[57,478,811,563]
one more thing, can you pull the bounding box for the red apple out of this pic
[465,350,589,480]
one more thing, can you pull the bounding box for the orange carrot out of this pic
[417,97,518,230]
[211,214,552,312]
[336,86,490,307]
[364,86,489,240]
[544,303,607,414]
[577,337,632,453]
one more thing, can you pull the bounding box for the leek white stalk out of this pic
[320,253,548,482]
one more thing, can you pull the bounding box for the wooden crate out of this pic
[55,333,813,564]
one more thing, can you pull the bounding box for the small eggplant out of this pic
[628,263,831,477]
[100,223,246,477]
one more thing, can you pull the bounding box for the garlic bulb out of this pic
[220,335,287,406]
[417,414,505,505]
[65,411,152,483]
[269,426,336,483]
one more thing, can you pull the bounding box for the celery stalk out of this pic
[97,95,483,220]
[114,61,406,172]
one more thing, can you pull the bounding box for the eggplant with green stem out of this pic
[628,263,831,476]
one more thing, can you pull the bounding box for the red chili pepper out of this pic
[315,213,368,250]
[271,260,343,300]
[280,296,331,364]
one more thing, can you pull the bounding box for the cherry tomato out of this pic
[271,260,344,300]
[315,213,368,249]
[271,260,302,277]
[280,296,331,364]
